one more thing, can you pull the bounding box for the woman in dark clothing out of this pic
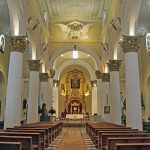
[40,103,50,121]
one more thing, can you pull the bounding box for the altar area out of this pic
[66,114,84,119]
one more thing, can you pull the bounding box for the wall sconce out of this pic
[53,80,60,87]
[91,80,97,87]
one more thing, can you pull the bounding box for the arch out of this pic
[49,45,101,69]
[145,76,150,121]
[0,71,6,121]
[54,60,96,80]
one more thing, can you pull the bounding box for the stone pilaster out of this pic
[95,70,103,116]
[4,36,28,129]
[39,73,49,107]
[120,35,142,130]
[101,73,110,122]
[27,60,41,124]
[108,60,122,125]
[48,69,56,109]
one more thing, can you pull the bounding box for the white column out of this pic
[91,80,98,115]
[108,60,122,125]
[95,70,103,116]
[102,73,111,122]
[120,35,143,130]
[39,73,49,106]
[53,86,59,117]
[4,36,28,129]
[47,69,55,109]
[27,60,41,124]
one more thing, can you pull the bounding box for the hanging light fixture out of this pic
[72,45,78,59]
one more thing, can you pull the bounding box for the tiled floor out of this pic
[47,127,97,150]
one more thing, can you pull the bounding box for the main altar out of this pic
[60,69,90,114]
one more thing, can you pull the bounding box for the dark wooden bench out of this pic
[115,143,150,150]
[0,141,22,150]
[98,130,146,150]
[100,132,150,150]
[0,131,40,150]
[107,137,150,150]
[93,128,136,146]
[0,135,32,150]
[6,129,45,149]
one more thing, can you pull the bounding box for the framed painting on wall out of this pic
[71,79,80,89]
[104,106,110,114]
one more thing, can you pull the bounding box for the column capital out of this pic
[107,60,122,72]
[6,36,28,53]
[95,70,102,79]
[102,73,110,82]
[27,60,41,72]
[49,68,55,78]
[39,73,49,82]
[119,35,142,53]
[91,80,97,87]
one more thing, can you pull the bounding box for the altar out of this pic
[66,114,84,119]
[65,114,84,125]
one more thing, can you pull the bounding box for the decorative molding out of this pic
[27,60,41,72]
[39,73,49,82]
[107,60,122,72]
[49,68,55,78]
[119,35,142,53]
[56,21,95,40]
[102,73,110,82]
[110,17,121,30]
[6,36,28,53]
[95,70,102,79]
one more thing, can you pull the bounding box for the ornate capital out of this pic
[102,73,110,82]
[107,60,122,72]
[119,35,141,53]
[39,73,49,82]
[91,80,97,87]
[6,36,28,53]
[27,60,41,72]
[53,80,60,87]
[95,70,102,79]
[49,68,55,78]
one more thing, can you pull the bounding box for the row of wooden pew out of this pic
[86,122,150,150]
[0,121,62,150]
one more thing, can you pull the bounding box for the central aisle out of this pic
[58,127,86,150]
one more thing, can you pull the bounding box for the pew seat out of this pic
[115,143,150,150]
[0,141,22,150]
[0,135,32,150]
[107,137,150,150]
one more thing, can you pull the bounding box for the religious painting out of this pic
[71,78,80,89]
[104,106,110,114]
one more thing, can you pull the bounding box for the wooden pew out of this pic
[115,143,150,150]
[93,128,135,146]
[100,132,150,150]
[98,130,146,150]
[15,124,54,143]
[6,129,45,149]
[107,137,150,150]
[0,141,22,150]
[0,131,40,150]
[0,136,32,150]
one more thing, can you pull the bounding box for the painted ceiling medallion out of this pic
[56,21,94,40]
